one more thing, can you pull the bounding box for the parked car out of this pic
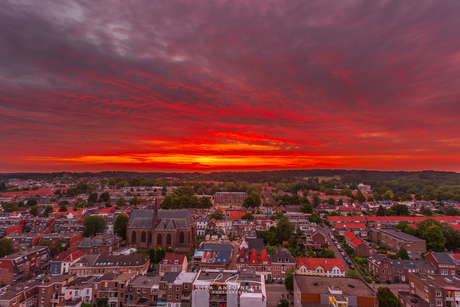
[36,274,45,280]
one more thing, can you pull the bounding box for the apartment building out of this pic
[212,192,248,206]
[68,254,149,276]
[409,273,460,307]
[370,227,426,254]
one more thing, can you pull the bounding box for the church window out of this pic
[141,231,146,243]
[157,234,162,245]
[167,234,172,245]
[131,232,137,243]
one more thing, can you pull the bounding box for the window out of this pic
[425,286,428,292]
[442,269,448,275]
[176,294,179,300]
[168,294,172,300]
[437,300,442,306]
[137,288,140,293]
[176,286,179,291]
[437,291,442,297]
[184,284,188,289]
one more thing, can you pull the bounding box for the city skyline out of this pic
[1,0,460,172]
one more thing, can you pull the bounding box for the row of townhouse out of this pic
[328,215,460,228]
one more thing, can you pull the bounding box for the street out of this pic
[317,225,351,273]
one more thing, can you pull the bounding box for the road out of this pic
[265,284,291,307]
[317,225,351,273]
[228,240,241,270]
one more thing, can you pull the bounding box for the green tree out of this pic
[265,244,276,255]
[26,197,38,207]
[210,212,223,220]
[327,198,336,205]
[98,192,110,203]
[0,239,14,257]
[377,287,401,307]
[162,185,167,196]
[396,246,409,260]
[308,213,322,224]
[241,213,254,220]
[30,206,38,216]
[266,231,279,246]
[54,189,61,195]
[88,192,98,203]
[276,218,294,243]
[284,273,293,293]
[377,205,386,216]
[319,248,335,258]
[155,248,166,263]
[422,225,446,252]
[243,195,261,208]
[312,193,321,208]
[116,197,126,207]
[277,299,289,307]
[83,216,107,237]
[59,204,67,212]
[355,190,366,202]
[41,205,54,217]
[199,197,213,208]
[114,214,128,240]
[149,248,156,263]
[346,269,360,278]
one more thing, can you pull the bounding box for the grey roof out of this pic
[431,252,455,264]
[161,272,180,283]
[128,209,192,230]
[246,238,264,253]
[271,247,296,264]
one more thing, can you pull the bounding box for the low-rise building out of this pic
[68,254,149,276]
[0,246,51,284]
[370,227,426,254]
[295,257,345,277]
[159,252,188,275]
[293,275,376,307]
[424,252,456,276]
[409,273,460,307]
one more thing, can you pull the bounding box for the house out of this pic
[158,271,197,307]
[295,257,345,277]
[68,254,149,276]
[343,230,370,257]
[370,227,426,254]
[408,273,460,307]
[270,247,296,281]
[127,275,161,306]
[334,223,367,237]
[159,253,188,275]
[424,252,456,275]
[368,254,436,283]
[212,192,247,206]
[77,234,121,256]
[192,269,266,307]
[193,243,233,271]
[293,275,376,307]
[196,217,208,236]
[50,250,86,276]
[0,246,52,284]
[397,292,430,307]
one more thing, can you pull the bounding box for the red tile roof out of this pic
[295,257,345,271]
[335,223,367,229]
[229,211,247,219]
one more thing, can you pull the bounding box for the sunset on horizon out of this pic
[2,0,460,173]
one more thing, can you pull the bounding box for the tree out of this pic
[319,248,335,258]
[149,248,156,263]
[312,193,321,208]
[377,287,401,307]
[355,190,366,202]
[327,198,336,205]
[54,189,61,195]
[396,246,409,260]
[266,231,279,246]
[265,244,276,255]
[114,214,128,240]
[199,197,213,208]
[41,205,54,217]
[83,216,107,237]
[0,239,14,258]
[276,218,294,243]
[59,204,67,212]
[284,273,293,293]
[30,206,38,216]
[277,299,289,307]
[98,192,110,203]
[88,192,98,203]
[377,205,386,216]
[308,213,322,224]
[210,212,223,220]
[26,197,37,207]
[422,225,446,252]
[300,202,313,214]
[243,195,261,208]
[161,185,167,196]
[346,269,360,278]
[241,213,254,220]
[155,248,166,263]
[116,197,126,207]
[390,204,409,216]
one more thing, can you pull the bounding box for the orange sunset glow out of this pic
[1,1,460,172]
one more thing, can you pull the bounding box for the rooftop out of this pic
[294,275,375,297]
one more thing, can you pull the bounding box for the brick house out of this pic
[0,246,51,285]
[368,254,435,283]
[68,254,149,276]
[409,273,460,306]
[424,252,457,275]
[295,257,345,277]
[159,253,188,276]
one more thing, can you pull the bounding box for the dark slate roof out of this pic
[246,238,264,253]
[271,247,296,264]
[128,209,192,230]
[161,272,180,283]
[432,252,455,264]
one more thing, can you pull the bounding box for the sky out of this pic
[1,0,460,173]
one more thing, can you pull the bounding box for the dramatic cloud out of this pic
[1,0,460,172]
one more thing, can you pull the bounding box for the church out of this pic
[127,203,196,254]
